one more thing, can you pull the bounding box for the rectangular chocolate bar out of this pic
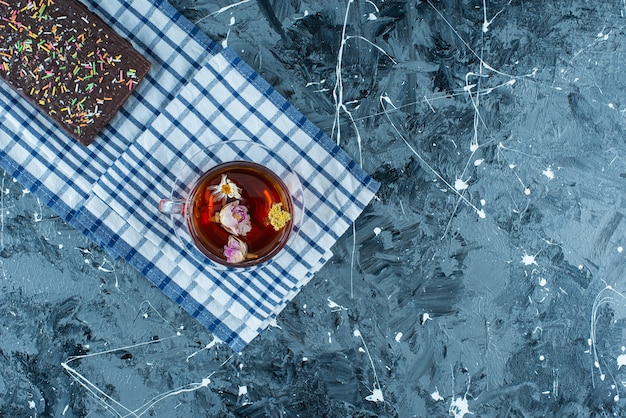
[0,0,151,145]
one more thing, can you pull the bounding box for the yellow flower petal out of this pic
[268,203,291,231]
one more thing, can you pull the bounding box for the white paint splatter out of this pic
[449,396,473,418]
[618,246,623,253]
[195,0,252,22]
[28,400,36,409]
[327,298,348,312]
[463,83,477,92]
[266,317,281,329]
[395,332,403,342]
[367,13,377,20]
[597,31,609,40]
[373,226,382,236]
[421,313,432,325]
[617,354,626,369]
[365,388,384,403]
[539,277,547,287]
[454,178,469,191]
[238,385,248,396]
[474,158,484,166]
[524,187,531,195]
[220,17,236,48]
[365,0,379,12]
[522,253,538,266]
[354,329,384,404]
[186,336,222,362]
[431,390,444,401]
[542,166,555,179]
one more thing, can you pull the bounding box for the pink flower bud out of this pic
[224,235,248,263]
[218,200,252,236]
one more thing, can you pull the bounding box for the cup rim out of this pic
[186,160,295,268]
[164,140,305,271]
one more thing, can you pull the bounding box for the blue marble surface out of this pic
[1,0,625,416]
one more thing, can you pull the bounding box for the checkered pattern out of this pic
[0,0,219,219]
[0,1,379,351]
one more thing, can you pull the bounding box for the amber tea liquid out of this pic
[187,161,293,266]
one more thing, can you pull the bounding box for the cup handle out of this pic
[158,198,186,215]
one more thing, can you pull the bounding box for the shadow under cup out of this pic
[186,161,295,268]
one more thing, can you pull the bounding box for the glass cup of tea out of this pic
[158,140,304,269]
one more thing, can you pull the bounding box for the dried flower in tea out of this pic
[267,202,291,231]
[217,200,252,236]
[211,174,241,201]
[224,235,248,263]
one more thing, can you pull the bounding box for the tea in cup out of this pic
[159,143,302,268]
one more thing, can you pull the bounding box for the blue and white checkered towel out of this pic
[0,0,218,220]
[0,0,379,351]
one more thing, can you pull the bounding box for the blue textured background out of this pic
[1,0,625,416]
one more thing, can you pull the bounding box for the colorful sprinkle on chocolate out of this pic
[0,0,150,145]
